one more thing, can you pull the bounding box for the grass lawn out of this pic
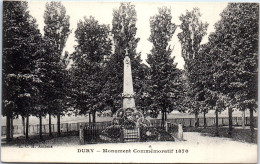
[184,126,257,144]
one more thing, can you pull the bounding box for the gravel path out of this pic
[2,132,257,163]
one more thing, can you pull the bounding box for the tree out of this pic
[103,3,147,114]
[43,1,70,136]
[178,8,208,127]
[194,41,232,136]
[207,3,258,138]
[70,16,112,123]
[147,7,181,127]
[3,1,43,140]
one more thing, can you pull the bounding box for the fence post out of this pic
[77,123,79,131]
[178,123,183,141]
[222,118,224,126]
[67,123,69,133]
[79,125,84,145]
[190,118,192,127]
[137,127,140,141]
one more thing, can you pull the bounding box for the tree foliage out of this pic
[208,3,258,109]
[147,7,181,124]
[42,1,70,115]
[3,1,43,139]
[178,8,208,121]
[205,3,258,135]
[70,16,112,121]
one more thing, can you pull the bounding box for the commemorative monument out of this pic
[84,49,175,143]
[113,50,150,129]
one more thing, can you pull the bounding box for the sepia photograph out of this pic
[1,1,258,163]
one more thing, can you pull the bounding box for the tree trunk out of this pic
[39,111,43,140]
[203,110,207,129]
[92,111,96,123]
[164,112,167,122]
[250,108,254,142]
[161,111,165,128]
[26,114,29,139]
[48,112,52,136]
[10,116,13,139]
[22,116,25,135]
[195,111,199,128]
[89,112,91,125]
[242,110,245,129]
[215,109,219,136]
[57,113,61,136]
[6,111,11,142]
[228,108,233,135]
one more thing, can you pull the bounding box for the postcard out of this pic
[1,1,258,163]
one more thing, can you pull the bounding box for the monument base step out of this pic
[124,138,139,142]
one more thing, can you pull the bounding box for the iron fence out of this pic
[84,124,121,143]
[83,122,177,143]
[1,122,89,136]
[164,117,257,128]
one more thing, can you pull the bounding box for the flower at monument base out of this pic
[146,131,152,136]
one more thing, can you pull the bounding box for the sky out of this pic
[27,2,228,69]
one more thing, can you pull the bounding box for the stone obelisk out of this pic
[122,50,136,109]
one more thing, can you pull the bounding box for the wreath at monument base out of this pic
[122,119,136,129]
[137,117,151,127]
